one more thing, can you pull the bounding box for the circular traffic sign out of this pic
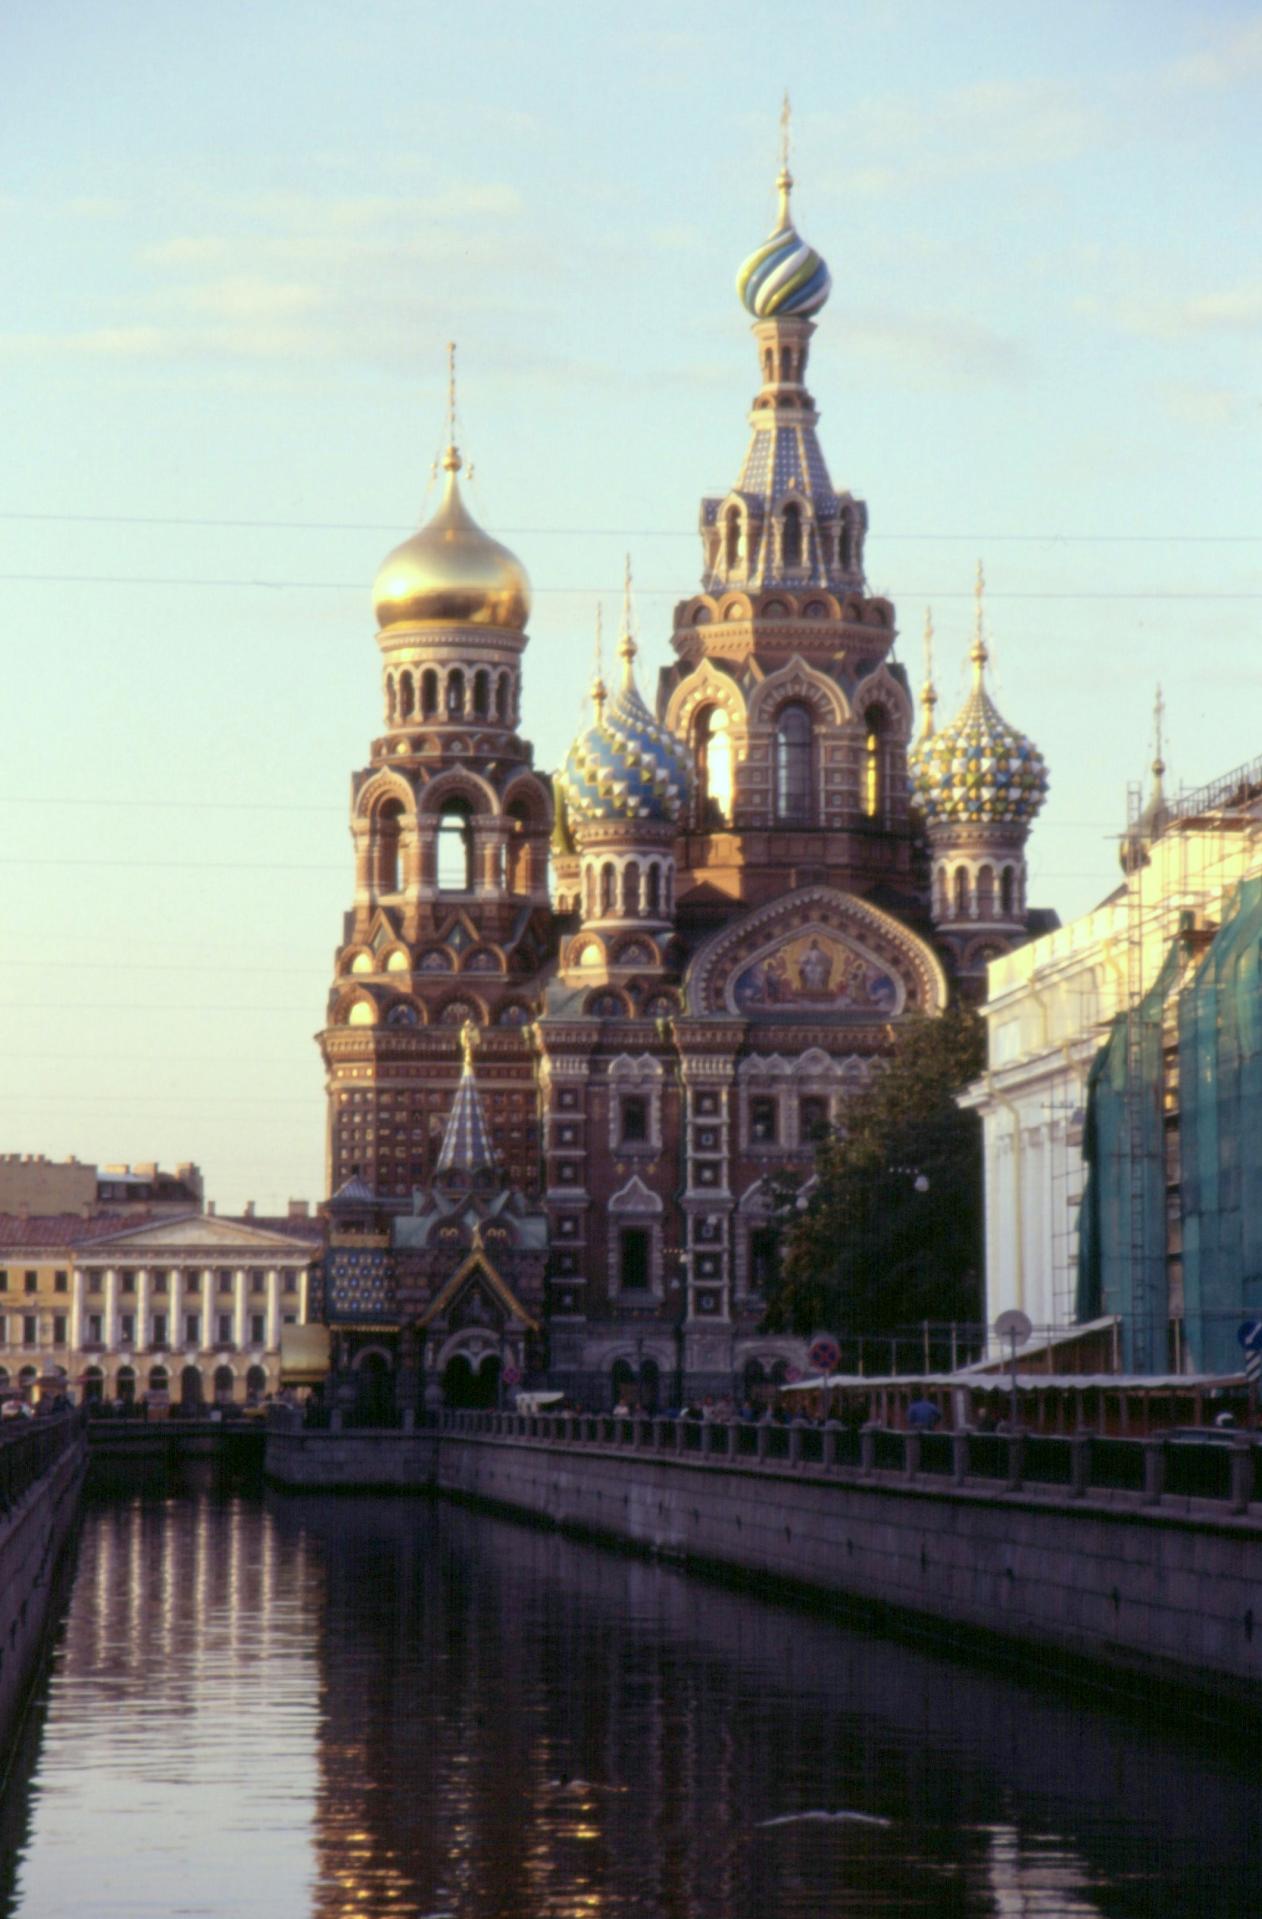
[808,1334,840,1374]
[1237,1320,1262,1352]
[994,1308,1032,1345]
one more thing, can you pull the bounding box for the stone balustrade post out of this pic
[1142,1438,1165,1506]
[1005,1433,1025,1491]
[860,1424,877,1475]
[822,1420,842,1469]
[952,1432,969,1485]
[788,1424,804,1466]
[634,1416,651,1449]
[1069,1434,1090,1499]
[756,1421,771,1462]
[653,1417,671,1450]
[1230,1440,1253,1514]
[904,1433,921,1479]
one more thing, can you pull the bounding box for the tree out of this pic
[761,1007,985,1338]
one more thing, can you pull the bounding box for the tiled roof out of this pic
[0,1211,153,1252]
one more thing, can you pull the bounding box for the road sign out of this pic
[808,1334,840,1374]
[1246,1351,1262,1384]
[994,1309,1033,1345]
[1236,1320,1262,1353]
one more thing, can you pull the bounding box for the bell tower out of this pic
[319,354,555,1203]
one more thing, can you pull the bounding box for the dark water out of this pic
[2,1485,1260,1918]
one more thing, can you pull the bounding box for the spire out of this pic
[969,559,990,687]
[591,603,607,716]
[436,1020,495,1175]
[442,339,462,474]
[1151,682,1166,792]
[618,553,638,685]
[919,607,938,742]
[775,90,793,231]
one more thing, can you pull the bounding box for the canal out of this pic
[2,1482,1260,1918]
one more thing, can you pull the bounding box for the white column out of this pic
[70,1269,85,1353]
[265,1272,280,1352]
[136,1269,150,1353]
[298,1267,310,1327]
[201,1270,213,1352]
[233,1269,247,1350]
[104,1268,118,1348]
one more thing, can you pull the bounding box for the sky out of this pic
[2,0,1260,1212]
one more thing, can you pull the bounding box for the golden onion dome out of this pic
[373,447,531,632]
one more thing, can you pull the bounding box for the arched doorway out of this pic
[354,1350,394,1424]
[443,1352,500,1410]
[116,1365,136,1406]
[147,1366,169,1399]
[611,1358,636,1409]
[180,1364,203,1411]
[639,1358,661,1414]
[213,1364,236,1405]
[245,1364,268,1404]
[81,1365,104,1405]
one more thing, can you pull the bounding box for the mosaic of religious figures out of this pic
[730,931,901,1015]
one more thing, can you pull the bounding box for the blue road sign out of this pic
[1237,1320,1262,1352]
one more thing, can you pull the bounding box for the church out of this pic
[317,146,1051,1411]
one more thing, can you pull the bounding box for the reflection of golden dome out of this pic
[373,448,531,631]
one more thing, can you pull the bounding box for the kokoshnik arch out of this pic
[317,139,1052,1410]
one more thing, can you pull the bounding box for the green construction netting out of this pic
[1076,938,1182,1371]
[1178,872,1262,1373]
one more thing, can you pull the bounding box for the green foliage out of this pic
[761,1007,986,1337]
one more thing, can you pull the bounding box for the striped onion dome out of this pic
[909,636,1048,829]
[736,167,831,320]
[559,636,691,827]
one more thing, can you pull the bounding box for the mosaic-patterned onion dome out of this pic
[909,627,1048,829]
[560,634,692,826]
[736,162,832,320]
[374,446,531,632]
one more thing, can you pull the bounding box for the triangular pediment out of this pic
[418,1249,539,1333]
[83,1212,318,1257]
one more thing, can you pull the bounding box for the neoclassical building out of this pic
[318,151,1052,1407]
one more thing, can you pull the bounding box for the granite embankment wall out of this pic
[265,1413,1262,1710]
[0,1415,86,1765]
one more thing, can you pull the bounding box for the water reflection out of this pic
[4,1491,1261,1917]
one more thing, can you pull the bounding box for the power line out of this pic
[2,510,1260,543]
[2,571,1261,600]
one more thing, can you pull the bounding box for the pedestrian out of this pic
[907,1395,941,1432]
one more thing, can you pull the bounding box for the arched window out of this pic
[645,863,661,915]
[775,704,813,823]
[386,674,398,724]
[935,865,949,919]
[695,705,734,826]
[976,865,995,918]
[446,669,465,717]
[495,672,510,722]
[954,866,970,919]
[583,864,596,921]
[600,862,616,917]
[840,516,853,571]
[863,706,886,818]
[473,668,490,717]
[376,800,403,894]
[399,671,415,720]
[622,862,640,917]
[1000,865,1015,916]
[781,502,802,569]
[437,800,473,892]
[725,506,744,571]
[507,800,532,893]
[213,1364,234,1404]
[420,668,438,718]
[762,348,773,381]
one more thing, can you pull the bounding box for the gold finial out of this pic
[1152,682,1166,782]
[459,1016,478,1073]
[919,607,937,740]
[775,91,794,231]
[591,603,607,714]
[442,340,462,474]
[970,559,989,685]
[618,552,637,678]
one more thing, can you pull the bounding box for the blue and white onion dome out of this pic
[909,632,1048,829]
[736,163,832,320]
[559,635,692,827]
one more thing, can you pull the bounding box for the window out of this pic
[600,862,616,917]
[724,505,744,570]
[217,1270,233,1295]
[250,1314,266,1345]
[774,705,812,823]
[22,1316,37,1346]
[183,1313,199,1346]
[695,706,734,826]
[863,706,886,818]
[152,1314,168,1346]
[800,1095,830,1142]
[376,800,403,894]
[437,800,473,892]
[87,1314,103,1343]
[120,1314,135,1344]
[618,1228,650,1292]
[249,1269,265,1295]
[420,668,438,717]
[151,1270,168,1296]
[750,1229,779,1293]
[121,1270,136,1295]
[88,1272,101,1295]
[750,1096,778,1145]
[217,1314,233,1345]
[0,1271,6,1291]
[1000,865,1015,916]
[53,1315,67,1346]
[54,1271,68,1294]
[621,1096,648,1145]
[781,502,803,569]
[24,1272,37,1295]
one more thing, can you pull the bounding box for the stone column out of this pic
[136,1269,150,1355]
[265,1271,281,1353]
[200,1270,214,1354]
[233,1269,247,1351]
[69,1268,85,1354]
[104,1268,118,1348]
